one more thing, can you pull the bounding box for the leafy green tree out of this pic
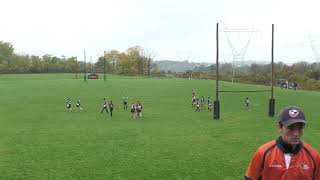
[104,50,119,74]
[30,55,43,73]
[42,54,51,73]
[66,56,78,73]
[0,41,14,73]
[306,70,320,80]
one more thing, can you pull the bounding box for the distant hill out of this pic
[154,60,272,73]
[154,60,213,72]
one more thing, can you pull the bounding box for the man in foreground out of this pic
[245,106,320,180]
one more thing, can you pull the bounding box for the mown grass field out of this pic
[0,74,319,179]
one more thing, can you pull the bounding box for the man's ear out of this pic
[276,123,283,133]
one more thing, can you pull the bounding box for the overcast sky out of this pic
[1,0,320,63]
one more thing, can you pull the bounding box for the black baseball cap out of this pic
[279,106,306,127]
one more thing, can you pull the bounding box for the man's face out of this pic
[277,122,305,146]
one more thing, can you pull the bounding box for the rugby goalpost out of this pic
[213,23,275,119]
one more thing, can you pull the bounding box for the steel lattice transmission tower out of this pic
[308,34,320,69]
[224,27,256,83]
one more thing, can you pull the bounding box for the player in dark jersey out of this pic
[66,98,72,112]
[192,89,196,108]
[76,98,82,111]
[200,96,205,110]
[108,100,114,117]
[207,96,212,111]
[192,89,196,96]
[195,99,200,112]
[244,97,250,110]
[130,103,135,118]
[101,98,108,114]
[137,101,143,118]
[192,95,196,108]
[134,102,139,119]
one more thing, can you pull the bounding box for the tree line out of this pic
[177,61,320,91]
[0,41,160,76]
[2,40,320,90]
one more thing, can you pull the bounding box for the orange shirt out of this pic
[245,138,320,180]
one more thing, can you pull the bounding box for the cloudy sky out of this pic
[1,0,320,63]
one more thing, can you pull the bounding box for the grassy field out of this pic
[0,74,319,179]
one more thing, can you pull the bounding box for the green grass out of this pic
[0,74,319,179]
